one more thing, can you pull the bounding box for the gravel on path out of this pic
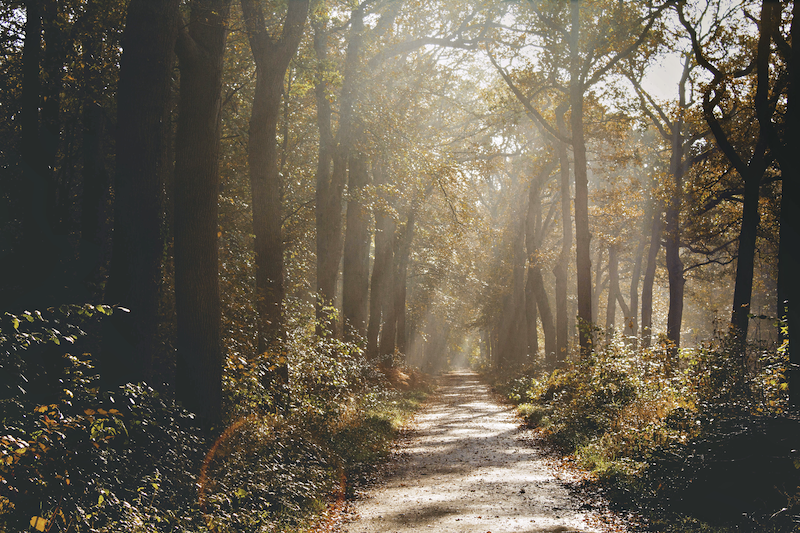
[339,370,607,533]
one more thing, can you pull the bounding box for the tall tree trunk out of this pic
[80,1,105,248]
[605,244,619,338]
[316,7,364,332]
[525,268,540,357]
[79,0,114,304]
[508,218,528,366]
[625,203,649,339]
[367,159,393,360]
[570,0,593,355]
[312,19,335,334]
[592,246,604,325]
[241,0,308,379]
[606,244,631,342]
[731,172,763,341]
[665,70,688,354]
[41,0,67,236]
[379,213,399,361]
[525,172,557,363]
[393,209,415,356]
[641,207,663,348]
[342,154,372,341]
[106,0,179,385]
[530,266,556,365]
[21,0,41,176]
[771,1,800,405]
[174,0,231,423]
[554,106,571,363]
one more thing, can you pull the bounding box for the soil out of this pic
[337,370,631,533]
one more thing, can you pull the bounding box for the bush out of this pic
[495,332,797,531]
[1,307,430,532]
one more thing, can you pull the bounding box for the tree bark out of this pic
[731,172,763,340]
[173,0,231,423]
[343,154,372,341]
[525,267,540,358]
[378,213,399,360]
[312,19,335,334]
[367,159,394,361]
[508,218,528,367]
[766,0,800,405]
[106,0,179,385]
[525,172,557,363]
[625,202,649,339]
[241,0,309,368]
[570,0,593,355]
[316,7,364,332]
[394,209,416,356]
[530,266,556,365]
[641,207,663,348]
[554,107,571,363]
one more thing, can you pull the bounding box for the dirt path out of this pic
[340,370,610,533]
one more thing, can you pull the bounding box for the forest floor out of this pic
[334,370,635,533]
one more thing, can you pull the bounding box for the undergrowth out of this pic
[493,333,800,532]
[0,306,431,532]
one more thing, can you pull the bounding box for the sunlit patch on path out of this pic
[339,370,600,533]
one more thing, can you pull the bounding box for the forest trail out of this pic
[339,370,610,533]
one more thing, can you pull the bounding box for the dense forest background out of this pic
[1,0,800,531]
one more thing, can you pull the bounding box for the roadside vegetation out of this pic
[0,307,431,533]
[492,332,799,532]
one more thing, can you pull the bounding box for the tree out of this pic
[680,1,773,344]
[106,0,180,384]
[240,0,309,381]
[342,154,372,341]
[174,0,232,422]
[314,4,365,333]
[490,0,670,354]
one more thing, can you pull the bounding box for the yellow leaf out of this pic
[35,405,48,413]
[30,516,47,531]
[97,408,108,416]
[84,409,96,416]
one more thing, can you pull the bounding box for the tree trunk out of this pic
[343,154,372,341]
[525,267,540,357]
[530,266,556,365]
[379,212,399,361]
[625,203,649,339]
[106,0,179,385]
[367,160,394,361]
[525,172,557,363]
[605,245,618,338]
[173,0,231,423]
[554,106,571,363]
[775,1,800,406]
[592,246,604,325]
[312,19,336,334]
[316,7,364,332]
[641,207,663,348]
[241,0,308,372]
[80,1,106,250]
[570,0,593,355]
[508,219,528,367]
[664,73,688,354]
[731,168,764,340]
[394,209,416,356]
